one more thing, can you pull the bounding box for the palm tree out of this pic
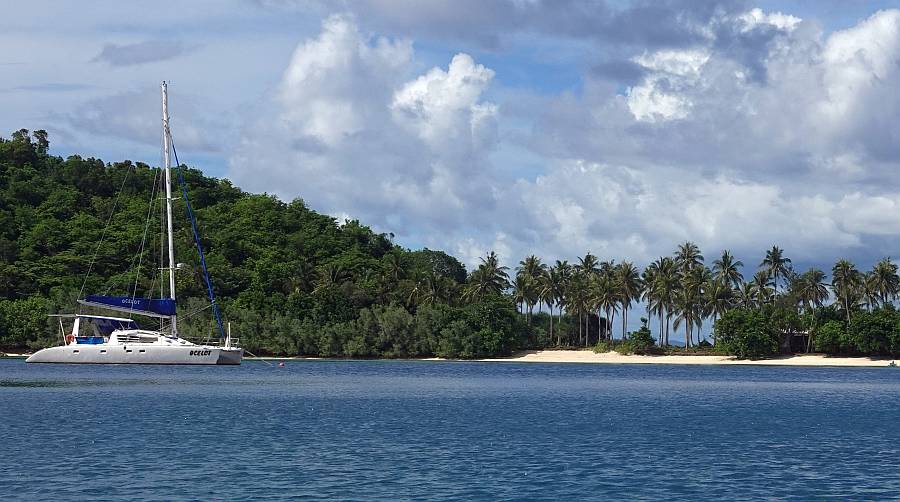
[512,275,530,315]
[760,245,791,297]
[578,253,599,277]
[517,255,547,322]
[713,250,744,289]
[706,277,734,336]
[795,268,829,311]
[751,269,774,306]
[870,257,899,308]
[649,257,679,346]
[463,251,510,302]
[737,282,756,309]
[406,271,452,307]
[538,269,558,345]
[567,270,590,346]
[382,252,406,285]
[576,254,600,341]
[642,260,661,343]
[684,265,712,345]
[553,260,573,345]
[675,242,704,272]
[313,263,351,293]
[281,260,312,295]
[518,255,544,277]
[673,243,704,347]
[861,272,880,311]
[591,274,618,342]
[832,259,860,322]
[794,268,829,352]
[674,287,699,348]
[426,273,455,305]
[616,261,643,339]
[595,260,618,338]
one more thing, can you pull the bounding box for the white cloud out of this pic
[230,15,501,248]
[228,8,900,271]
[837,193,900,236]
[627,49,709,122]
[278,14,413,145]
[392,53,496,148]
[818,10,900,132]
[737,8,801,33]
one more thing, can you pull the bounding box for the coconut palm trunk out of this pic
[548,304,554,346]
[658,311,664,346]
[580,312,584,346]
[557,308,562,346]
[685,319,691,348]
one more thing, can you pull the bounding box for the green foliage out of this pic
[714,309,779,359]
[593,341,611,353]
[6,129,900,361]
[0,296,53,349]
[812,307,900,356]
[846,306,900,356]
[814,320,850,354]
[0,130,549,357]
[628,326,656,353]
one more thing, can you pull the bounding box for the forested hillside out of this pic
[4,129,900,360]
[0,129,536,357]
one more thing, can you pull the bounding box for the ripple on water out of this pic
[2,360,900,500]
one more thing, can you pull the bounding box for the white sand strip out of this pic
[478,350,897,367]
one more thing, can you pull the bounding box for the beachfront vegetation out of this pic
[1,129,900,359]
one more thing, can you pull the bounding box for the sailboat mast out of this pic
[161,81,178,335]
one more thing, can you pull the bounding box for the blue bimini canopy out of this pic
[80,295,176,318]
[88,316,139,336]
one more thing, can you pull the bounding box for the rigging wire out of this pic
[131,170,160,299]
[76,165,133,306]
[169,136,226,340]
[130,167,162,300]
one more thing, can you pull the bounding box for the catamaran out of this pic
[27,82,242,365]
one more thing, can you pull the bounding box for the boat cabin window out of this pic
[114,332,158,344]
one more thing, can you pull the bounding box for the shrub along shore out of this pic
[2,129,900,361]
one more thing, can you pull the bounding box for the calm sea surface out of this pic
[2,359,900,500]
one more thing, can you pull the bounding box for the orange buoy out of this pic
[65,334,75,345]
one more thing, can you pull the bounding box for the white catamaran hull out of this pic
[26,345,243,365]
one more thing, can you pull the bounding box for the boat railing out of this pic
[185,337,240,348]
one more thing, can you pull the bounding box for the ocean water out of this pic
[2,359,900,501]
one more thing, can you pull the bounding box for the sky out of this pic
[4,0,900,280]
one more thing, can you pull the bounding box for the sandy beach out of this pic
[479,350,896,367]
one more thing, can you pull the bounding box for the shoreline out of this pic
[4,350,896,367]
[477,350,897,367]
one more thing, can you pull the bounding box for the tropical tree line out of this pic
[1,129,899,359]
[499,243,899,351]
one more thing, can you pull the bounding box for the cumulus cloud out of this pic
[231,8,900,271]
[230,15,501,238]
[514,8,900,265]
[627,49,710,121]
